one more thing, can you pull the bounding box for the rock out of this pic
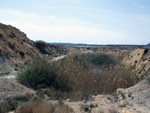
[123,48,150,79]
[66,98,70,102]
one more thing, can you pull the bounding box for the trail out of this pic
[0,55,67,79]
[51,55,67,61]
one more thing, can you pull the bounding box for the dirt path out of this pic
[0,72,16,79]
[51,55,67,61]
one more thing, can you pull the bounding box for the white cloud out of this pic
[48,16,57,20]
[0,19,132,44]
[0,9,136,44]
[0,9,89,26]
[0,9,37,19]
[63,0,81,3]
[138,5,144,8]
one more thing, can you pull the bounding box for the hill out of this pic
[0,23,68,70]
[0,22,69,110]
[0,23,40,59]
[0,22,150,113]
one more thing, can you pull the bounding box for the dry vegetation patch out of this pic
[16,98,73,113]
[17,53,136,101]
[49,53,136,100]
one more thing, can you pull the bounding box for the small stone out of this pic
[66,98,70,102]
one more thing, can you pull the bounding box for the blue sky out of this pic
[0,0,150,44]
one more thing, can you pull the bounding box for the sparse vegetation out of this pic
[17,53,136,101]
[16,98,73,113]
[49,53,136,100]
[0,94,33,112]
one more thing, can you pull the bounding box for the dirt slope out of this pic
[0,23,69,111]
[0,23,68,69]
[123,49,150,79]
[0,23,41,66]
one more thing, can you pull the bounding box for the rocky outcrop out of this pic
[114,76,150,113]
[123,49,150,79]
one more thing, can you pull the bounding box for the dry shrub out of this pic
[98,66,136,94]
[49,53,136,100]
[16,99,73,113]
[18,53,136,101]
[0,94,33,113]
[0,101,9,113]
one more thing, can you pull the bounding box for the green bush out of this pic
[34,40,47,48]
[83,53,116,66]
[73,53,116,67]
[17,58,55,89]
[17,58,72,92]
[34,40,47,54]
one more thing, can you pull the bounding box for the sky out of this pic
[0,0,150,45]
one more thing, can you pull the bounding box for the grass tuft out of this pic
[16,99,73,113]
